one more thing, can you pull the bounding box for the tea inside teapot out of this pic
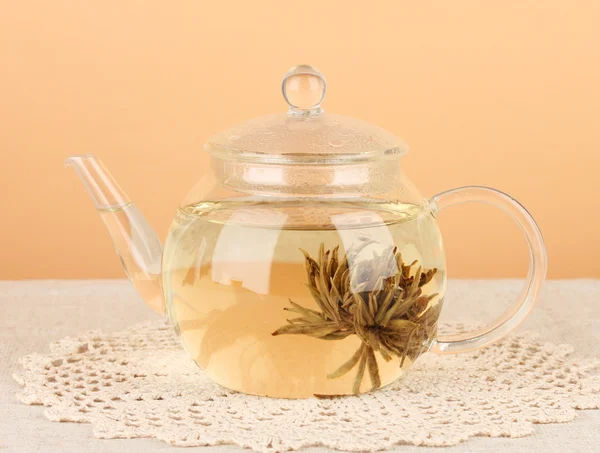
[164,200,445,397]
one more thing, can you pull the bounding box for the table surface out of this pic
[1,279,598,453]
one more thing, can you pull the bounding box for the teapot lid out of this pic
[205,65,407,165]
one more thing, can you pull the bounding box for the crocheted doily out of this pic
[13,321,600,452]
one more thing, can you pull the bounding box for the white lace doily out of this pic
[13,321,600,451]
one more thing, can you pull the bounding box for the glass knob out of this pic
[282,65,326,115]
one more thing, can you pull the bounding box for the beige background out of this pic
[1,1,599,280]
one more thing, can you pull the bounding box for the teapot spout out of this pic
[65,155,164,315]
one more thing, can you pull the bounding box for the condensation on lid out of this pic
[205,65,407,165]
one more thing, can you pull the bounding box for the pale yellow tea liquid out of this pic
[163,201,446,398]
[99,203,164,314]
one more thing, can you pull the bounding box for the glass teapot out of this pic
[66,65,547,398]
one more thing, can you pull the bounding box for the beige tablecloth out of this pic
[1,279,598,453]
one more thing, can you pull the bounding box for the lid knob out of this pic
[282,65,326,115]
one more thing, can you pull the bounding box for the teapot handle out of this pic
[428,186,547,355]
